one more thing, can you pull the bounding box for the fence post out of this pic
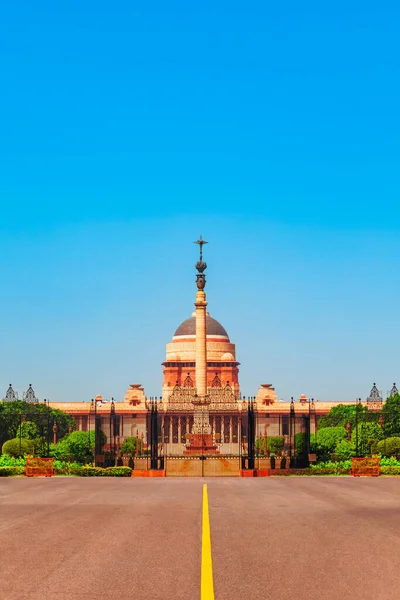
[247,400,255,470]
[150,400,158,470]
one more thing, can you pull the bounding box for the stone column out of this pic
[195,290,208,397]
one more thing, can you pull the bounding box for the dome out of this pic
[174,314,229,338]
[221,352,235,361]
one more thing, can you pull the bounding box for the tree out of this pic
[351,422,384,456]
[311,426,347,460]
[2,438,35,457]
[120,436,142,456]
[16,421,39,440]
[0,400,75,449]
[315,426,347,451]
[382,394,400,436]
[318,404,373,429]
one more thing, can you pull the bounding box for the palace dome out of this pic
[173,314,229,339]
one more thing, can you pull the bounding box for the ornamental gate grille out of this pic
[138,378,309,476]
[157,377,243,476]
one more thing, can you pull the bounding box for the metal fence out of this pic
[138,400,313,476]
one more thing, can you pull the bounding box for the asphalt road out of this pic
[1,477,399,600]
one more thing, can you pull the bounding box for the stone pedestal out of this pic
[183,433,219,455]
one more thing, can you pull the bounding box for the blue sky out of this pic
[1,1,399,402]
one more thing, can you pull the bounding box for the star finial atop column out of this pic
[194,235,208,262]
[194,236,208,289]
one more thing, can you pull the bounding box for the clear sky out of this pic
[1,1,399,403]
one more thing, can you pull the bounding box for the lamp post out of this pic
[290,397,295,462]
[306,398,312,460]
[110,398,116,465]
[44,398,50,457]
[355,398,361,457]
[90,398,97,466]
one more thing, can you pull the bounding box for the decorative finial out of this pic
[194,235,208,261]
[194,236,208,290]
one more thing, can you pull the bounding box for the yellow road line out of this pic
[201,483,215,600]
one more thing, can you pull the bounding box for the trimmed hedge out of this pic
[0,466,25,476]
[0,465,133,477]
[380,466,400,475]
[271,467,351,476]
[69,466,132,477]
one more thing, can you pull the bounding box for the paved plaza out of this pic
[1,477,400,599]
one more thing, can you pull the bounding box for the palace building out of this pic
[4,238,387,469]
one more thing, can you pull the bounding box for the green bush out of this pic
[69,466,132,477]
[102,467,132,477]
[120,437,142,455]
[51,430,106,464]
[70,467,100,476]
[313,459,352,470]
[379,456,400,466]
[335,440,356,461]
[0,466,25,476]
[0,454,26,467]
[1,438,35,457]
[376,437,400,458]
[271,467,350,476]
[314,426,347,452]
[256,436,284,455]
[380,466,400,475]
